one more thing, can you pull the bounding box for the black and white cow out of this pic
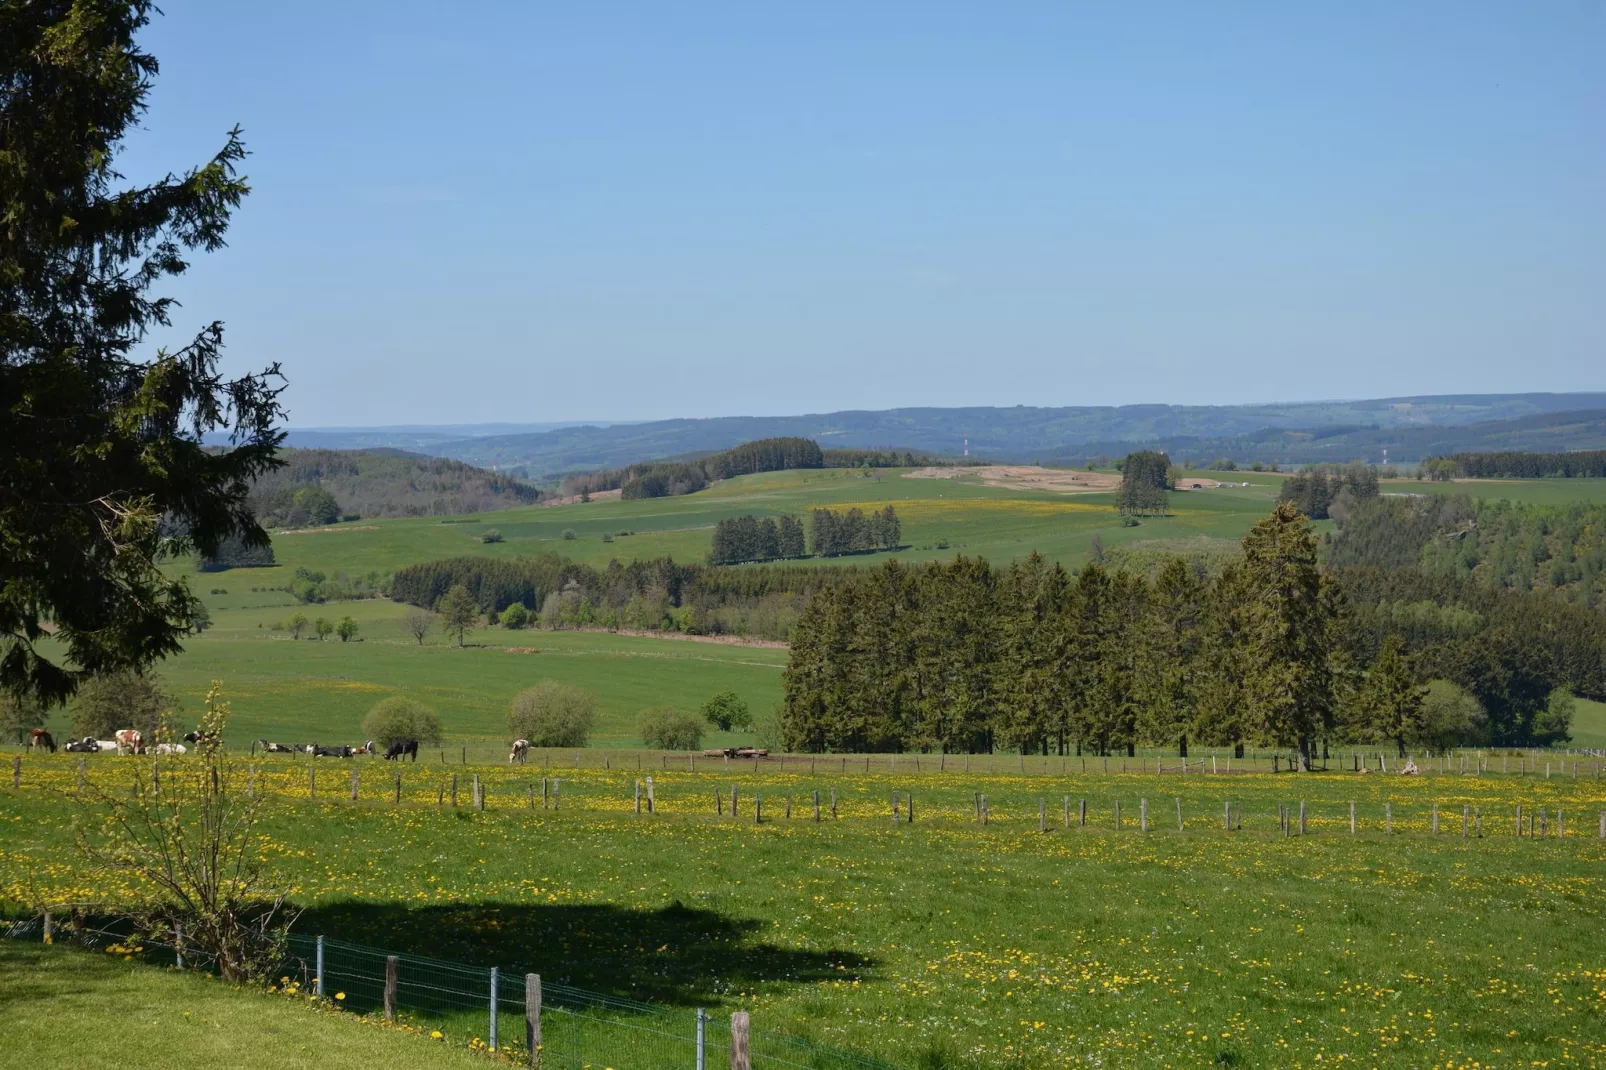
[384,739,419,762]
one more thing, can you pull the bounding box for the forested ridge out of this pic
[246,448,543,526]
[782,504,1602,756]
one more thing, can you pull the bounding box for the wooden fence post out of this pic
[1431,804,1438,835]
[1225,801,1232,830]
[831,786,837,819]
[1139,798,1148,832]
[351,768,359,802]
[1063,795,1070,829]
[646,776,655,813]
[1385,802,1392,835]
[1349,801,1356,835]
[730,1010,751,1070]
[526,974,541,1064]
[1079,798,1087,827]
[77,758,85,792]
[1039,799,1046,833]
[731,785,738,818]
[384,955,398,1021]
[754,794,762,825]
[1462,805,1469,837]
[12,755,19,789]
[450,774,458,808]
[635,780,641,814]
[814,790,820,821]
[981,794,988,825]
[1176,797,1183,832]
[42,910,52,944]
[1299,800,1307,836]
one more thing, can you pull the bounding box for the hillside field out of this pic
[4,756,1605,1068]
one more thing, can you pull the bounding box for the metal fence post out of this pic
[489,966,499,1051]
[696,1007,707,1070]
[315,935,325,997]
[525,974,541,1063]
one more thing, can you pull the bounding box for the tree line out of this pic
[709,515,808,565]
[390,552,845,641]
[782,503,1594,758]
[1423,450,1606,480]
[1277,463,1381,520]
[710,506,904,565]
[561,437,968,501]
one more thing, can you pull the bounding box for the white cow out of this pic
[154,743,187,756]
[509,738,531,764]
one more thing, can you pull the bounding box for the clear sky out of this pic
[126,2,1604,427]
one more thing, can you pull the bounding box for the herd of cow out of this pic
[26,728,422,762]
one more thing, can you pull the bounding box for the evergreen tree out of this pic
[436,584,477,648]
[0,2,286,707]
[1135,557,1206,755]
[1354,634,1426,756]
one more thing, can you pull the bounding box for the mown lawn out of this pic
[4,757,1604,1068]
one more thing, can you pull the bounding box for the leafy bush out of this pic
[481,529,503,544]
[361,697,443,746]
[701,691,752,731]
[72,669,173,741]
[1418,680,1489,750]
[508,681,596,747]
[502,602,530,629]
[637,707,703,750]
[561,528,577,540]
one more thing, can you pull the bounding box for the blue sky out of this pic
[126,2,1604,427]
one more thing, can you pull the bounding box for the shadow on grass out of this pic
[294,899,874,1006]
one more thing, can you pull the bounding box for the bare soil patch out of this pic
[903,465,1122,493]
[543,488,622,507]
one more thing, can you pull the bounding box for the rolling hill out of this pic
[268,393,1606,479]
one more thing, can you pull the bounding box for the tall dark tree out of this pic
[0,3,284,706]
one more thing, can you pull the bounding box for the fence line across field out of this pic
[2,917,895,1070]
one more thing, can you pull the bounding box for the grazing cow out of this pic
[509,739,530,764]
[114,729,144,756]
[384,739,419,762]
[29,729,56,754]
[256,739,294,754]
[64,737,99,753]
[154,743,187,756]
[183,730,221,751]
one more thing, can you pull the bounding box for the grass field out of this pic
[0,939,489,1070]
[1387,476,1606,507]
[4,755,1604,1068]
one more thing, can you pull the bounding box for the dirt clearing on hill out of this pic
[904,465,1122,493]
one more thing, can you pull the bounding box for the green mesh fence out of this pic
[5,918,896,1070]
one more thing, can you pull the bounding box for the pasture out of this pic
[3,754,1604,1068]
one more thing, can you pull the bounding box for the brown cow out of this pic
[114,728,144,756]
[29,729,56,754]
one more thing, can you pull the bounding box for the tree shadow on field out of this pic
[294,900,875,1006]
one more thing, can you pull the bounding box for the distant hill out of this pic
[305,393,1606,479]
[249,449,543,525]
[1046,409,1606,468]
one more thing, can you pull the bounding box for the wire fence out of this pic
[3,915,898,1070]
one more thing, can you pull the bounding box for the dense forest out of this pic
[782,504,1601,756]
[1422,450,1606,479]
[246,448,544,525]
[390,553,843,640]
[1326,495,1606,608]
[811,506,902,557]
[1276,463,1381,520]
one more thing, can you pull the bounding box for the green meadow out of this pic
[5,759,1605,1069]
